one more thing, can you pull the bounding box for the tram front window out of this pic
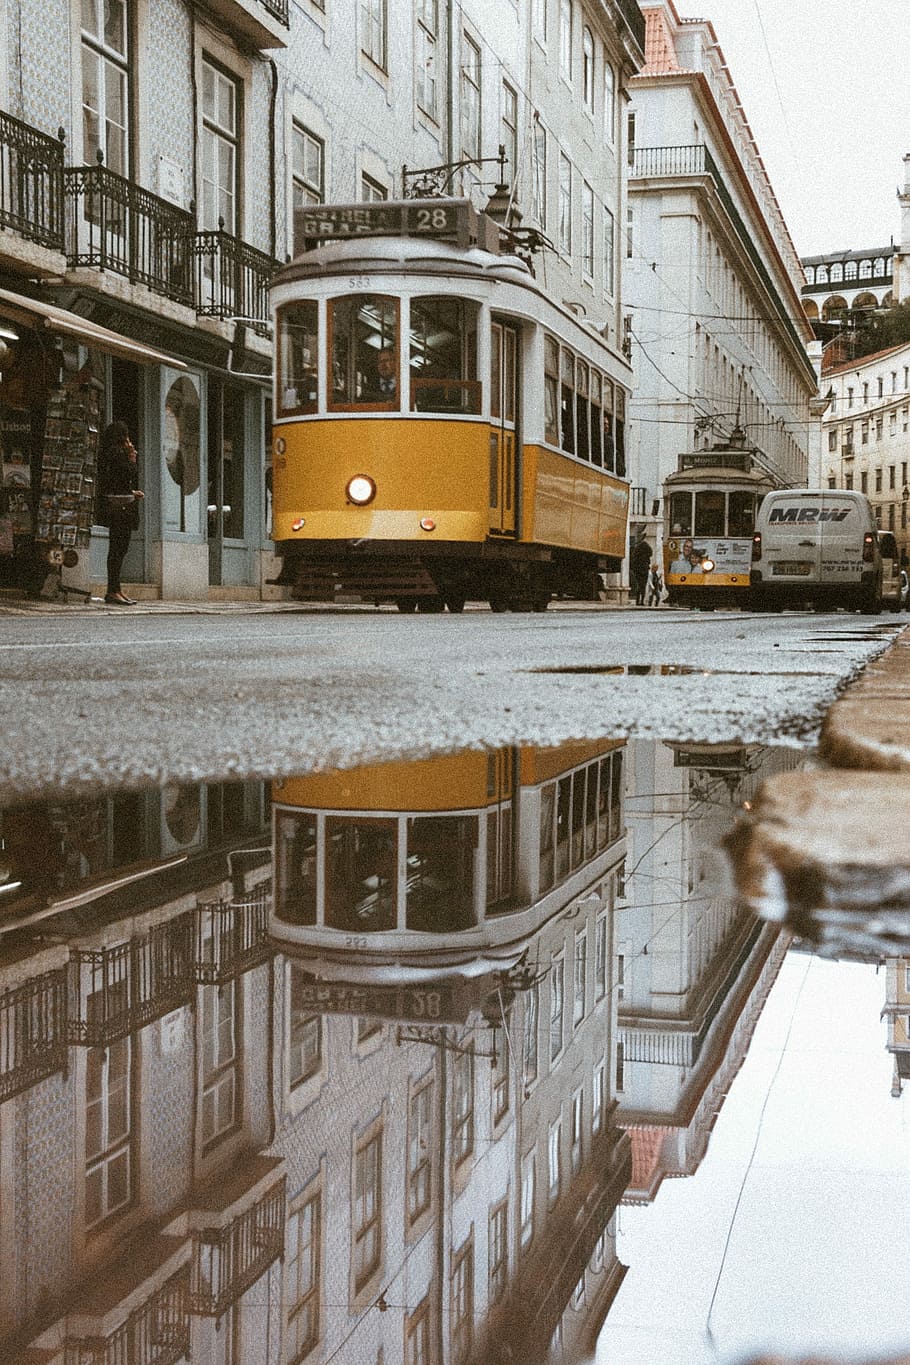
[728,490,755,536]
[277,302,318,417]
[325,817,397,931]
[409,297,480,414]
[694,490,725,536]
[275,812,317,924]
[405,815,476,931]
[669,491,692,535]
[329,294,399,409]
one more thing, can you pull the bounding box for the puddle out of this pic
[0,740,905,1364]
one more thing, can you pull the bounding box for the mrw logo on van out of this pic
[768,507,851,524]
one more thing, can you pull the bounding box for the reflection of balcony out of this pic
[197,0,289,48]
[64,1243,190,1365]
[193,889,272,984]
[187,1158,286,1317]
[0,109,64,252]
[193,224,275,330]
[0,966,68,1101]
[64,161,195,306]
[68,915,194,1046]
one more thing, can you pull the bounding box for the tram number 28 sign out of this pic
[296,198,476,248]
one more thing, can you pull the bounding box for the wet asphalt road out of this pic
[0,606,900,798]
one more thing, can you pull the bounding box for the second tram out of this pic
[270,198,631,612]
[662,438,774,608]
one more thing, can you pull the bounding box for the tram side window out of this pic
[560,350,575,454]
[325,816,397,931]
[590,371,603,467]
[329,294,399,409]
[405,815,477,931]
[694,490,724,536]
[603,379,615,472]
[544,336,560,445]
[410,297,481,414]
[575,362,590,462]
[277,302,318,417]
[669,491,693,535]
[727,491,755,536]
[615,390,626,477]
[275,812,317,924]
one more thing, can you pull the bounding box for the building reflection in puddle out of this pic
[0,739,796,1365]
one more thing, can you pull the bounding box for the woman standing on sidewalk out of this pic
[98,422,144,605]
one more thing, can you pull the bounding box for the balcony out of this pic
[64,1253,190,1365]
[613,0,646,54]
[197,0,289,49]
[0,110,65,253]
[193,225,275,332]
[0,966,69,1102]
[194,888,272,984]
[69,915,194,1046]
[188,1159,286,1316]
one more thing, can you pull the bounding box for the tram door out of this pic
[489,320,519,535]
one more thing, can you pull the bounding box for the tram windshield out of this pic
[409,297,481,414]
[668,488,758,538]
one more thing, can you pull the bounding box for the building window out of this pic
[81,0,129,175]
[582,26,594,111]
[501,81,518,187]
[201,58,240,234]
[592,1061,605,1134]
[287,1187,321,1359]
[862,421,869,446]
[291,124,324,255]
[353,1125,383,1291]
[828,429,838,452]
[201,980,239,1149]
[559,0,572,79]
[845,473,853,490]
[489,1200,508,1301]
[603,207,615,296]
[491,1022,510,1123]
[877,417,884,441]
[408,1079,434,1224]
[890,465,896,489]
[863,382,869,405]
[548,1115,561,1200]
[523,981,539,1087]
[828,476,836,490]
[581,181,594,277]
[533,0,547,40]
[878,377,885,398]
[85,1034,132,1229]
[361,0,387,69]
[361,173,387,202]
[520,1150,535,1247]
[847,387,854,409]
[452,1046,474,1164]
[451,1238,474,1364]
[626,204,633,259]
[289,967,322,1089]
[571,1088,583,1174]
[876,467,883,493]
[558,152,572,256]
[532,120,547,227]
[615,1039,624,1092]
[549,955,564,1061]
[595,915,607,1000]
[461,34,481,162]
[406,1296,432,1365]
[573,928,587,1026]
[416,0,437,118]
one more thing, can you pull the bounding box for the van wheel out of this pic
[860,588,882,614]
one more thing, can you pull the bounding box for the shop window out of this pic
[163,373,202,534]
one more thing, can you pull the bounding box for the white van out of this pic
[750,488,882,612]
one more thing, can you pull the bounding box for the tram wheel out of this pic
[445,594,466,613]
[417,596,445,613]
[531,594,550,612]
[488,589,510,613]
[396,597,418,613]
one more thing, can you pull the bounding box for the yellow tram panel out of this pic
[274,750,506,813]
[524,446,628,558]
[272,417,490,544]
[519,738,625,785]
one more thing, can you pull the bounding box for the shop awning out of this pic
[0,286,187,369]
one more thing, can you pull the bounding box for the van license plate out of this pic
[772,562,812,575]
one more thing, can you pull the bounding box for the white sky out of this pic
[678,0,910,259]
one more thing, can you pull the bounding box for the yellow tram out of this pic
[662,436,774,608]
[270,199,630,612]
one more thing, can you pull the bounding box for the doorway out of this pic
[489,319,519,535]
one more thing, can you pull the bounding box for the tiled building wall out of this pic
[13,0,72,136]
[142,1006,195,1216]
[14,1074,76,1323]
[144,0,194,202]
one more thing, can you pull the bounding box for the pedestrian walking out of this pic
[647,564,663,606]
[98,421,144,605]
[630,534,653,607]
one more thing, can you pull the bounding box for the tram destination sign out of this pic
[296,198,482,249]
[292,973,488,1023]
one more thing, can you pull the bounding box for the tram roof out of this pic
[271,234,533,289]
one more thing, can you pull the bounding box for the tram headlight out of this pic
[346,475,376,505]
[701,558,715,573]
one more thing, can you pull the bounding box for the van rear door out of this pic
[763,492,864,587]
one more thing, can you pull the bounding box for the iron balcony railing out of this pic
[0,110,65,250]
[194,222,275,329]
[65,1264,190,1365]
[69,915,194,1047]
[631,143,810,363]
[189,1176,287,1316]
[259,0,289,23]
[613,0,646,53]
[0,966,69,1102]
[64,159,195,305]
[194,888,272,984]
